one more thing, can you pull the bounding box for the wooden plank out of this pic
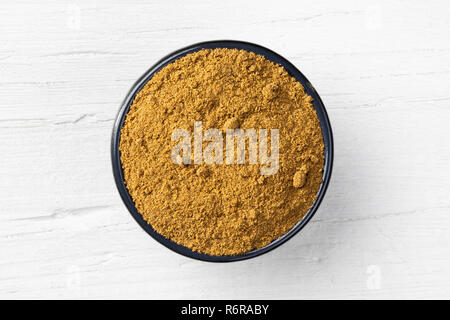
[0,0,449,299]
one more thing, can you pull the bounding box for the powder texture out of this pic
[119,48,324,256]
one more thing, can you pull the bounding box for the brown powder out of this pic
[119,48,324,256]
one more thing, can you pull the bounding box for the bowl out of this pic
[111,40,334,262]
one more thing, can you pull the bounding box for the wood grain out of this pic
[0,0,449,299]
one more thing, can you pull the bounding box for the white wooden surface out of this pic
[1,0,449,299]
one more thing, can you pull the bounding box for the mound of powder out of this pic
[119,48,324,256]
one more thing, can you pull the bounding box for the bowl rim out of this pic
[111,40,334,262]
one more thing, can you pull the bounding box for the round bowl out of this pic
[111,40,334,262]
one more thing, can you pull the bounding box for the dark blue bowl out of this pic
[111,40,334,262]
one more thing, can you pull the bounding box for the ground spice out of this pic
[119,48,324,256]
